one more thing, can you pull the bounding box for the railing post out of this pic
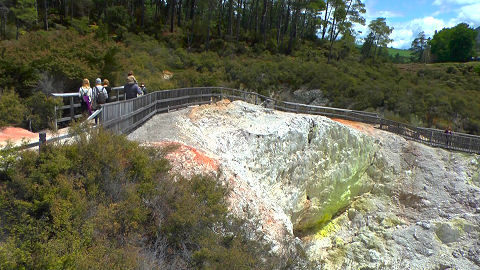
[39,132,46,153]
[70,96,74,121]
[54,105,58,131]
[429,130,433,144]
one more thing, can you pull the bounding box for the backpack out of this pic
[95,86,107,104]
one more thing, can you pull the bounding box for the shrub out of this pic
[474,64,480,76]
[0,89,27,127]
[0,127,299,269]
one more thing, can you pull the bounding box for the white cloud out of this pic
[376,10,403,18]
[433,0,479,6]
[457,3,480,25]
[389,16,455,49]
[355,0,480,49]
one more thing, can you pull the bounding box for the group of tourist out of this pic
[79,71,148,115]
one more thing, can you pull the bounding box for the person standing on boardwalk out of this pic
[140,82,148,95]
[444,126,453,146]
[102,79,112,102]
[124,75,142,100]
[127,70,137,84]
[92,78,108,110]
[78,78,93,115]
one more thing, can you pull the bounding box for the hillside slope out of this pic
[129,100,480,269]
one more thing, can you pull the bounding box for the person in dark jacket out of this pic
[124,75,142,99]
[103,79,112,102]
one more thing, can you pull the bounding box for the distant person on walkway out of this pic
[103,79,112,102]
[127,70,138,84]
[444,126,453,146]
[92,78,108,109]
[140,82,148,95]
[124,75,142,100]
[78,78,93,115]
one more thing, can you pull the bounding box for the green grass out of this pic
[387,47,412,58]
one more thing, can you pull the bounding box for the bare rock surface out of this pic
[128,100,480,269]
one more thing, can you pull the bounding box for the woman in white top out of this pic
[78,78,93,115]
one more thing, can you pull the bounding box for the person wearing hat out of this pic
[140,82,148,95]
[127,70,138,84]
[92,78,108,110]
[124,75,143,100]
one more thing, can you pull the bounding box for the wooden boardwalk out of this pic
[51,87,480,154]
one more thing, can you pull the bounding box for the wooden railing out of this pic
[52,86,125,130]
[52,87,480,154]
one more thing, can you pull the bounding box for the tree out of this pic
[326,0,366,63]
[430,23,476,62]
[364,17,393,63]
[10,0,37,40]
[410,31,428,63]
[449,23,476,62]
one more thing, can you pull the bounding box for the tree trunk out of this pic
[228,0,233,38]
[276,1,283,45]
[36,0,39,25]
[217,0,223,38]
[287,6,298,54]
[189,0,196,20]
[16,20,19,40]
[283,0,290,36]
[261,0,267,45]
[44,0,48,30]
[206,1,212,50]
[249,0,256,31]
[141,0,145,27]
[236,0,242,40]
[170,0,176,32]
[188,0,196,49]
[321,0,330,40]
[177,0,182,27]
[254,0,260,34]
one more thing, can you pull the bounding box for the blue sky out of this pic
[356,0,480,49]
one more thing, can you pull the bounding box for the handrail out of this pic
[52,93,78,98]
[48,86,480,154]
[87,108,102,120]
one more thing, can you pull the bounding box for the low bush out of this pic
[0,127,300,269]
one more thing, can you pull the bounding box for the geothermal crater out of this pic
[128,100,480,269]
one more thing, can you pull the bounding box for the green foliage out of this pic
[0,127,291,269]
[430,23,477,62]
[410,31,429,63]
[0,89,27,127]
[0,128,168,269]
[25,92,62,131]
[0,30,120,130]
[474,64,480,76]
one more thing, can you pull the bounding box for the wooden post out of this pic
[54,105,58,131]
[39,132,46,153]
[70,96,74,121]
